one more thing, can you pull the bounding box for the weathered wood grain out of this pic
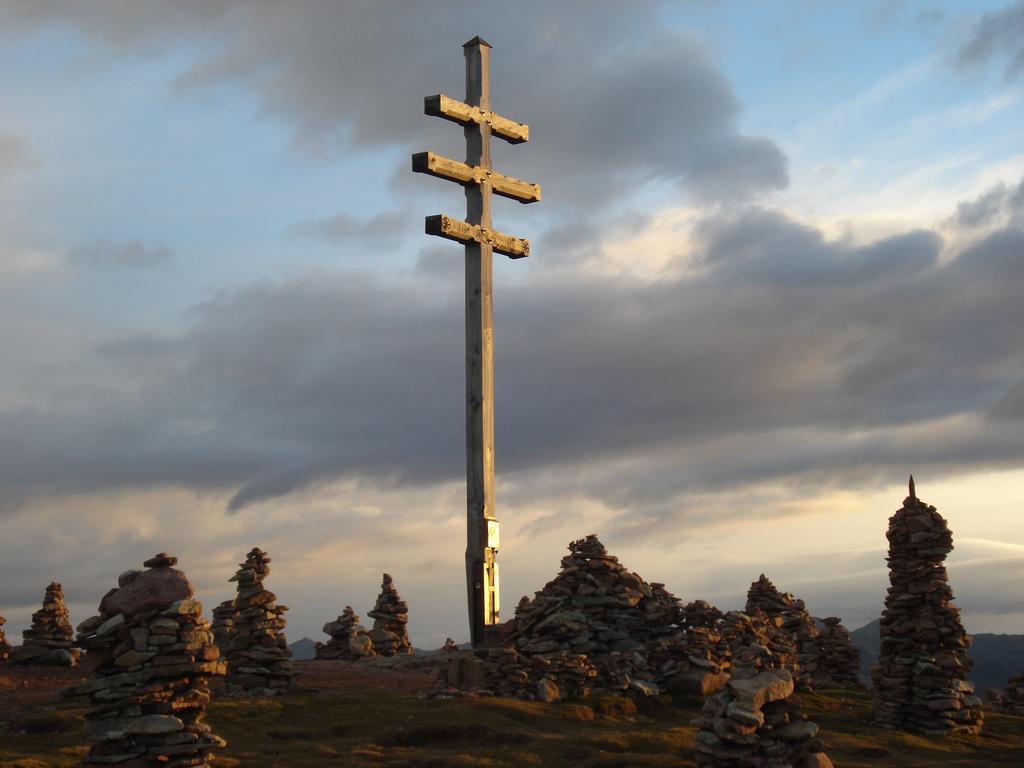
[424,93,529,144]
[411,151,541,204]
[425,214,530,259]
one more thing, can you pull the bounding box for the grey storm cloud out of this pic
[2,207,1024,515]
[954,0,1024,79]
[0,1,787,205]
[291,210,409,245]
[953,175,1024,228]
[70,240,173,269]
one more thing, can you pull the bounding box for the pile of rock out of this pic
[12,582,81,666]
[872,478,983,734]
[658,597,804,697]
[0,615,10,660]
[504,534,684,694]
[211,599,236,652]
[433,646,598,701]
[648,623,730,696]
[682,600,724,630]
[746,575,820,688]
[720,610,796,679]
[693,668,832,768]
[368,574,413,656]
[316,605,375,660]
[441,638,460,653]
[65,553,226,767]
[1000,674,1024,715]
[814,617,861,688]
[223,547,294,696]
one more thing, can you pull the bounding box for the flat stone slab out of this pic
[100,568,193,616]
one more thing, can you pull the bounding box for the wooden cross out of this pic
[413,36,540,647]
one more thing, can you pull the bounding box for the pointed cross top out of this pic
[908,474,916,501]
[463,36,492,48]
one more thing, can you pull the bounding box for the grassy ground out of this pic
[2,663,1023,767]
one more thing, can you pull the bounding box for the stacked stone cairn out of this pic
[210,600,236,653]
[65,553,226,767]
[316,605,375,660]
[436,534,690,700]
[223,547,294,696]
[510,534,684,693]
[693,668,832,768]
[441,638,460,653]
[814,617,861,688]
[12,582,81,666]
[368,574,413,656]
[872,477,983,734]
[0,615,11,660]
[721,610,797,680]
[672,599,812,697]
[1000,674,1024,715]
[746,575,821,688]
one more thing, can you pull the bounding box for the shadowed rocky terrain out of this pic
[3,658,1024,767]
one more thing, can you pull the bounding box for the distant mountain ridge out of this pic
[288,637,317,661]
[850,619,1024,692]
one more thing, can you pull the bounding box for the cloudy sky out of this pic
[2,1,1024,649]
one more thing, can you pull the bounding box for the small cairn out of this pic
[66,553,226,767]
[0,615,11,660]
[368,574,413,656]
[441,638,460,653]
[813,617,861,688]
[1000,674,1024,715]
[746,575,820,688]
[693,668,832,768]
[872,477,983,734]
[316,606,375,660]
[12,582,81,666]
[224,547,294,695]
[210,599,236,652]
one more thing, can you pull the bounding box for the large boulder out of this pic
[99,565,193,616]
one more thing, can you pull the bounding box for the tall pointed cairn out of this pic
[0,615,11,661]
[872,477,983,734]
[66,553,226,767]
[745,574,819,688]
[368,574,413,656]
[224,547,294,695]
[12,581,81,666]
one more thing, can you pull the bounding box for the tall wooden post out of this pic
[413,37,539,647]
[463,39,497,649]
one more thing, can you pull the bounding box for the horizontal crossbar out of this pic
[412,152,540,204]
[425,215,530,259]
[424,94,529,144]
